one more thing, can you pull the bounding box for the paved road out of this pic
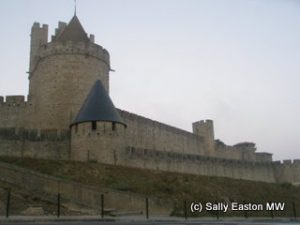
[0,220,299,225]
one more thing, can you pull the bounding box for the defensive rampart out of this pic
[0,96,30,128]
[115,146,276,183]
[215,141,272,162]
[0,127,70,160]
[118,109,206,155]
[272,160,300,184]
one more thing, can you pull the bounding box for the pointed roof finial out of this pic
[74,0,77,16]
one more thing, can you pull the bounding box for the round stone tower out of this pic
[70,80,126,164]
[28,16,110,129]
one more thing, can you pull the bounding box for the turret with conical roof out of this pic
[27,15,111,130]
[71,80,126,127]
[70,80,126,163]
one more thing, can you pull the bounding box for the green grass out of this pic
[0,156,299,217]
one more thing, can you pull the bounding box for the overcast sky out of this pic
[0,0,299,161]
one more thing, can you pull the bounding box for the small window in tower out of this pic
[112,122,116,131]
[92,121,97,130]
[75,124,78,133]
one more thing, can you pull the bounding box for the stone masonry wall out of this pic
[118,109,272,163]
[0,96,31,128]
[115,147,276,183]
[273,160,300,184]
[214,140,273,162]
[0,127,70,160]
[118,109,206,156]
[71,121,125,163]
[69,113,277,183]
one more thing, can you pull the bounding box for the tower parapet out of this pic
[28,16,111,130]
[29,22,48,73]
[29,40,110,79]
[51,21,67,41]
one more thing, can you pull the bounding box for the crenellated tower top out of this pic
[27,16,111,129]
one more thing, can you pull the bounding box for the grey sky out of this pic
[0,0,299,160]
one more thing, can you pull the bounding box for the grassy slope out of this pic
[0,156,299,217]
[0,180,81,216]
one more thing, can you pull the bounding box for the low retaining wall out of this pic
[0,161,171,215]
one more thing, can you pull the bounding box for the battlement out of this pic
[32,22,48,31]
[44,41,109,61]
[192,120,214,135]
[29,41,110,76]
[89,34,95,43]
[6,95,25,104]
[272,159,300,166]
[0,96,28,106]
[215,141,272,162]
[124,146,273,166]
[118,109,202,140]
[30,22,48,72]
[254,152,272,162]
[194,119,213,125]
[53,21,67,39]
[272,159,300,184]
[233,142,256,154]
[29,18,110,77]
[234,142,256,149]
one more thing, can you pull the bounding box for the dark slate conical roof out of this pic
[56,15,90,43]
[71,80,126,127]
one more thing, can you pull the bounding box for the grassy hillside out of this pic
[0,156,299,217]
[0,180,81,216]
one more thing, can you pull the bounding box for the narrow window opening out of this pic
[112,122,116,131]
[92,121,97,130]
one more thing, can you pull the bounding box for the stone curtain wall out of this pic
[273,160,300,184]
[215,146,272,162]
[0,127,70,160]
[118,109,273,164]
[0,96,31,128]
[116,147,276,183]
[118,109,206,156]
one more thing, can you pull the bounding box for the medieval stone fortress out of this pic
[0,15,299,184]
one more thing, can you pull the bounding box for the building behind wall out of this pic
[0,15,299,185]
